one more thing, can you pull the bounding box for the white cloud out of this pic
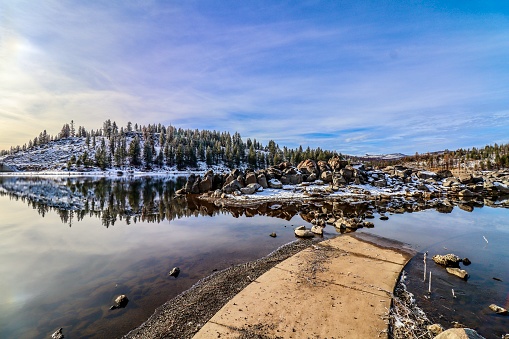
[0,1,508,154]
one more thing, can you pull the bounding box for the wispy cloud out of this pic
[0,1,508,154]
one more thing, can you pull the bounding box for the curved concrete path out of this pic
[194,233,415,339]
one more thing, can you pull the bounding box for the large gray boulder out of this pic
[268,178,283,189]
[199,172,213,192]
[257,174,268,188]
[223,180,242,194]
[240,183,260,195]
[245,172,257,185]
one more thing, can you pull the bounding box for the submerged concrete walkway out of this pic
[194,233,415,339]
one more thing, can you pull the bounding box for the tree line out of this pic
[1,120,341,171]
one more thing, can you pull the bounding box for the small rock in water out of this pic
[110,294,129,310]
[489,303,508,315]
[379,215,389,220]
[168,267,180,278]
[52,328,64,339]
[269,232,277,238]
[446,267,469,280]
[462,257,471,266]
[432,254,462,267]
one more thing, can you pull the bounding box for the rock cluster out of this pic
[176,160,509,207]
[432,253,470,280]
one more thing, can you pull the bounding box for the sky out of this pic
[1,0,508,155]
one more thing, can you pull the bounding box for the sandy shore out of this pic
[124,233,415,338]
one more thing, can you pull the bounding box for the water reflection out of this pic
[0,176,508,338]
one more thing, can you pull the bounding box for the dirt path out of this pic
[194,233,415,339]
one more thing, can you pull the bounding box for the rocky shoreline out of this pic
[177,158,509,208]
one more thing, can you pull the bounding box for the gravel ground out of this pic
[123,238,321,339]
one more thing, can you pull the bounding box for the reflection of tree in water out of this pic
[0,176,371,228]
[1,175,478,229]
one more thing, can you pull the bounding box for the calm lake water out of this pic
[0,176,508,338]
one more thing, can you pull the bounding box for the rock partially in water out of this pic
[462,258,471,266]
[168,267,181,278]
[269,232,277,238]
[110,295,129,310]
[427,323,444,336]
[488,303,508,315]
[432,254,462,267]
[434,328,485,339]
[311,225,324,235]
[294,226,314,238]
[51,328,64,339]
[446,267,469,280]
[379,215,389,220]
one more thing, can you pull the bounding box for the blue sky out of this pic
[1,1,508,155]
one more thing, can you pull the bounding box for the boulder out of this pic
[340,168,354,182]
[184,174,197,193]
[257,174,268,188]
[446,267,468,279]
[306,173,317,182]
[311,225,324,235]
[212,174,224,190]
[488,304,508,315]
[333,175,347,186]
[459,173,473,184]
[278,161,293,170]
[294,225,314,238]
[110,294,129,310]
[417,171,438,180]
[223,180,242,194]
[240,183,260,195]
[168,267,180,278]
[432,254,462,267]
[199,174,213,192]
[317,160,330,173]
[191,178,201,194]
[434,328,485,339]
[328,156,348,171]
[268,178,283,189]
[320,170,333,183]
[297,159,319,175]
[287,173,303,184]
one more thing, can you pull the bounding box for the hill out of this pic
[0,120,340,173]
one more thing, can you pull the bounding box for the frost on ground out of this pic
[387,271,434,339]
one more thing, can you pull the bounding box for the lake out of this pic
[0,176,508,338]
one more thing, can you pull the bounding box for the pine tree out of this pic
[129,135,142,166]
